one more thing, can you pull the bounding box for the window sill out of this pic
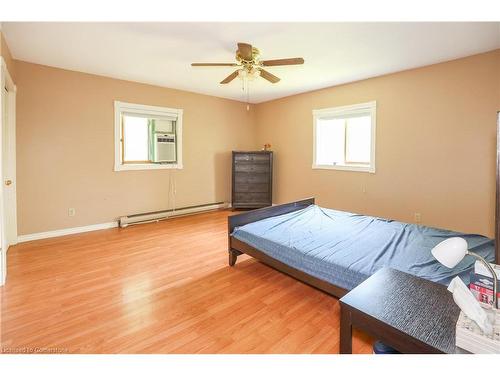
[312,164,375,173]
[114,163,183,172]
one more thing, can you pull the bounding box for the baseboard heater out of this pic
[119,202,228,228]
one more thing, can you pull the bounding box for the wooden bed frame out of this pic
[229,189,500,298]
[228,197,349,298]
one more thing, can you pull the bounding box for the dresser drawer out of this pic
[234,172,269,184]
[234,162,270,173]
[234,153,270,163]
[234,192,270,203]
[234,183,270,193]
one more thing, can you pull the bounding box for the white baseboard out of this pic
[119,202,228,227]
[16,203,230,243]
[17,222,118,243]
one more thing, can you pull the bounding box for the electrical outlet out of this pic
[68,208,76,217]
[362,186,367,194]
[414,213,421,223]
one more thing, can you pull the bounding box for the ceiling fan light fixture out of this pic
[250,67,261,79]
[237,69,248,79]
[238,67,260,82]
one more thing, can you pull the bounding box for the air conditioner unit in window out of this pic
[153,133,176,163]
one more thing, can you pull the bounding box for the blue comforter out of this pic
[232,205,495,290]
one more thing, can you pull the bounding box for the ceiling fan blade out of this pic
[220,70,239,84]
[191,63,238,67]
[237,42,253,61]
[259,69,280,83]
[261,58,305,66]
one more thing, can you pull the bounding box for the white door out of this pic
[1,61,17,285]
[2,86,16,246]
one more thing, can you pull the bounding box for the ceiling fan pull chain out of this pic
[246,80,250,111]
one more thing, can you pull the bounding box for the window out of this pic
[313,101,376,173]
[114,101,183,171]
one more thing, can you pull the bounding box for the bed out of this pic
[228,197,499,298]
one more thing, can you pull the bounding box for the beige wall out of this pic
[13,49,500,237]
[0,31,16,80]
[15,61,256,234]
[255,50,500,237]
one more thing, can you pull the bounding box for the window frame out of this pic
[114,101,183,172]
[312,101,376,173]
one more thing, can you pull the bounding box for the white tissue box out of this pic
[474,261,500,278]
[455,305,500,354]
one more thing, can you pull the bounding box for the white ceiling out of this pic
[3,22,500,103]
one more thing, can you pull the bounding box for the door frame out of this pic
[0,56,17,286]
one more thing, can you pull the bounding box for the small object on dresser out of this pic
[469,261,500,306]
[262,143,271,151]
[455,306,500,353]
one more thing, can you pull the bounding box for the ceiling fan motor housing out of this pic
[236,47,261,65]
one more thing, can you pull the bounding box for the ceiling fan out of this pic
[191,42,304,84]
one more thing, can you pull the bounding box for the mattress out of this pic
[231,205,495,290]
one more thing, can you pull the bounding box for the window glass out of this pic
[345,115,371,163]
[123,115,149,162]
[316,118,345,165]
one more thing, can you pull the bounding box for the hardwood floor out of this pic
[1,210,373,354]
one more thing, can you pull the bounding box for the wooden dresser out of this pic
[231,151,273,209]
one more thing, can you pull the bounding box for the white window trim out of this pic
[114,101,183,171]
[312,101,376,173]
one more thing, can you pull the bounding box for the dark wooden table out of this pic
[339,267,461,354]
